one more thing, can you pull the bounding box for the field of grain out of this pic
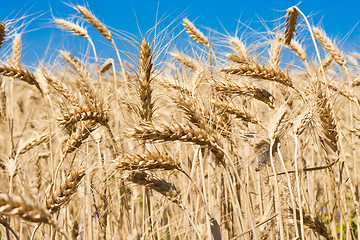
[0,4,359,240]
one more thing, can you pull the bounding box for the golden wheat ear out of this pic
[183,18,209,46]
[46,169,86,213]
[54,18,89,39]
[312,26,347,67]
[0,22,5,50]
[127,171,181,204]
[0,65,43,94]
[283,6,299,45]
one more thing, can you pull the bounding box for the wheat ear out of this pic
[287,39,307,61]
[114,153,181,171]
[213,99,262,126]
[183,18,209,46]
[170,51,201,71]
[0,65,42,93]
[0,22,5,50]
[100,58,113,74]
[11,34,21,68]
[41,69,80,107]
[127,171,181,204]
[283,6,299,45]
[76,5,112,41]
[268,36,282,68]
[54,19,89,39]
[213,78,275,108]
[222,62,293,88]
[293,109,313,136]
[46,169,86,213]
[137,38,154,122]
[317,91,339,153]
[63,120,98,154]
[289,207,331,240]
[58,107,109,133]
[0,193,64,235]
[129,123,224,160]
[17,132,54,156]
[229,36,249,62]
[60,51,96,107]
[312,27,346,67]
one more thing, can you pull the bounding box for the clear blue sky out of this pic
[1,0,360,64]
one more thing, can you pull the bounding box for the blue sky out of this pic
[1,0,360,64]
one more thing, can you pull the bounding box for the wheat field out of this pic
[0,4,359,240]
